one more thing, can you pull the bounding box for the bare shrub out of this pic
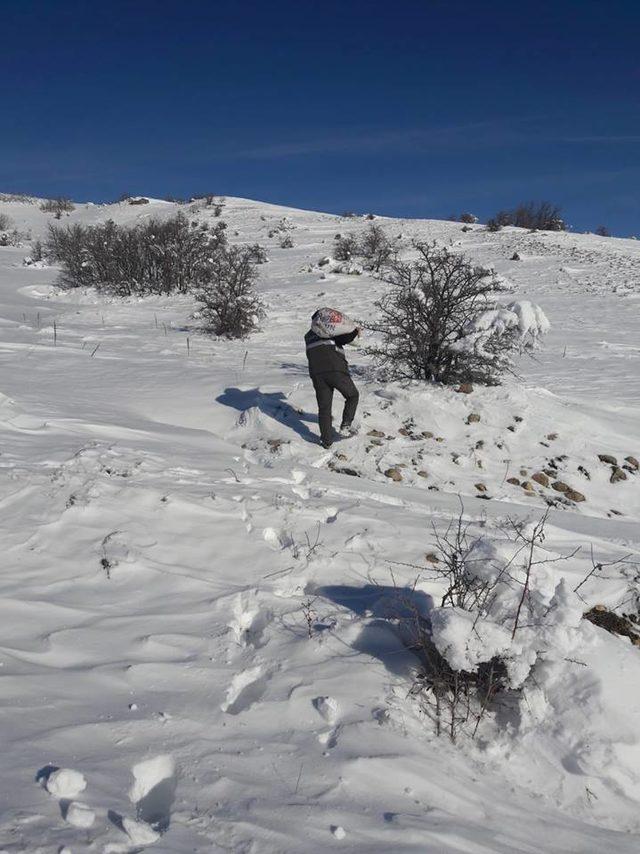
[334,233,359,261]
[195,245,265,338]
[595,225,610,237]
[359,223,394,271]
[46,213,228,296]
[490,202,564,232]
[246,243,269,264]
[368,242,549,385]
[333,224,394,271]
[392,510,582,742]
[0,213,12,231]
[279,234,294,249]
[0,228,30,247]
[40,197,75,215]
[459,212,478,224]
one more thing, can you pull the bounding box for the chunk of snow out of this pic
[45,768,87,799]
[122,816,161,845]
[65,801,95,828]
[313,696,339,724]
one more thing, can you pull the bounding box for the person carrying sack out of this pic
[304,308,360,448]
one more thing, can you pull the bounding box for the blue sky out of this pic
[2,0,639,233]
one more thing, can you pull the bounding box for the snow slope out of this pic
[1,195,639,852]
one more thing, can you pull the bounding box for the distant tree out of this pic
[195,245,265,338]
[595,225,610,237]
[368,242,549,385]
[511,201,564,231]
[459,212,478,224]
[40,197,75,215]
[334,232,359,261]
[358,223,395,271]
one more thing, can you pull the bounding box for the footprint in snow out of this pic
[222,665,270,715]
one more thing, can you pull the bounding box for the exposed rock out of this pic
[514,415,523,423]
[507,425,516,432]
[521,481,535,491]
[552,481,570,492]
[384,467,403,482]
[547,433,558,441]
[610,467,627,483]
[519,469,528,477]
[474,483,487,492]
[584,606,640,645]
[435,436,445,443]
[565,489,586,502]
[398,427,412,436]
[598,454,618,466]
[466,413,481,424]
[625,455,639,470]
[532,472,550,487]
[475,440,485,449]
[417,470,429,478]
[455,383,473,394]
[367,429,385,438]
[544,468,556,477]
[511,252,521,261]
[421,431,434,439]
[425,552,439,564]
[507,477,521,485]
[577,465,591,480]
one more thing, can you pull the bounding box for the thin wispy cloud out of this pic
[235,117,543,159]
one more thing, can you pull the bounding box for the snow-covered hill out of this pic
[1,195,639,852]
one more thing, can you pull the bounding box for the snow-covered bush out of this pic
[409,513,584,740]
[489,201,565,232]
[459,212,478,224]
[0,213,12,231]
[334,233,359,262]
[46,214,228,296]
[246,243,269,264]
[195,245,265,338]
[279,234,294,249]
[369,242,549,385]
[40,197,75,216]
[333,224,394,272]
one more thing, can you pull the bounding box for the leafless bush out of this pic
[40,197,75,215]
[334,233,359,261]
[46,213,228,296]
[333,224,394,271]
[359,223,394,271]
[279,234,294,249]
[195,245,265,338]
[0,213,12,231]
[595,225,610,237]
[459,212,478,224]
[246,243,269,264]
[0,228,30,247]
[393,509,578,742]
[489,201,564,232]
[368,242,520,384]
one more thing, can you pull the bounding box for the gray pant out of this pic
[312,371,359,446]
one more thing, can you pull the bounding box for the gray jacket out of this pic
[304,328,358,376]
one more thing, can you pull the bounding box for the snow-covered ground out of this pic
[1,194,639,853]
